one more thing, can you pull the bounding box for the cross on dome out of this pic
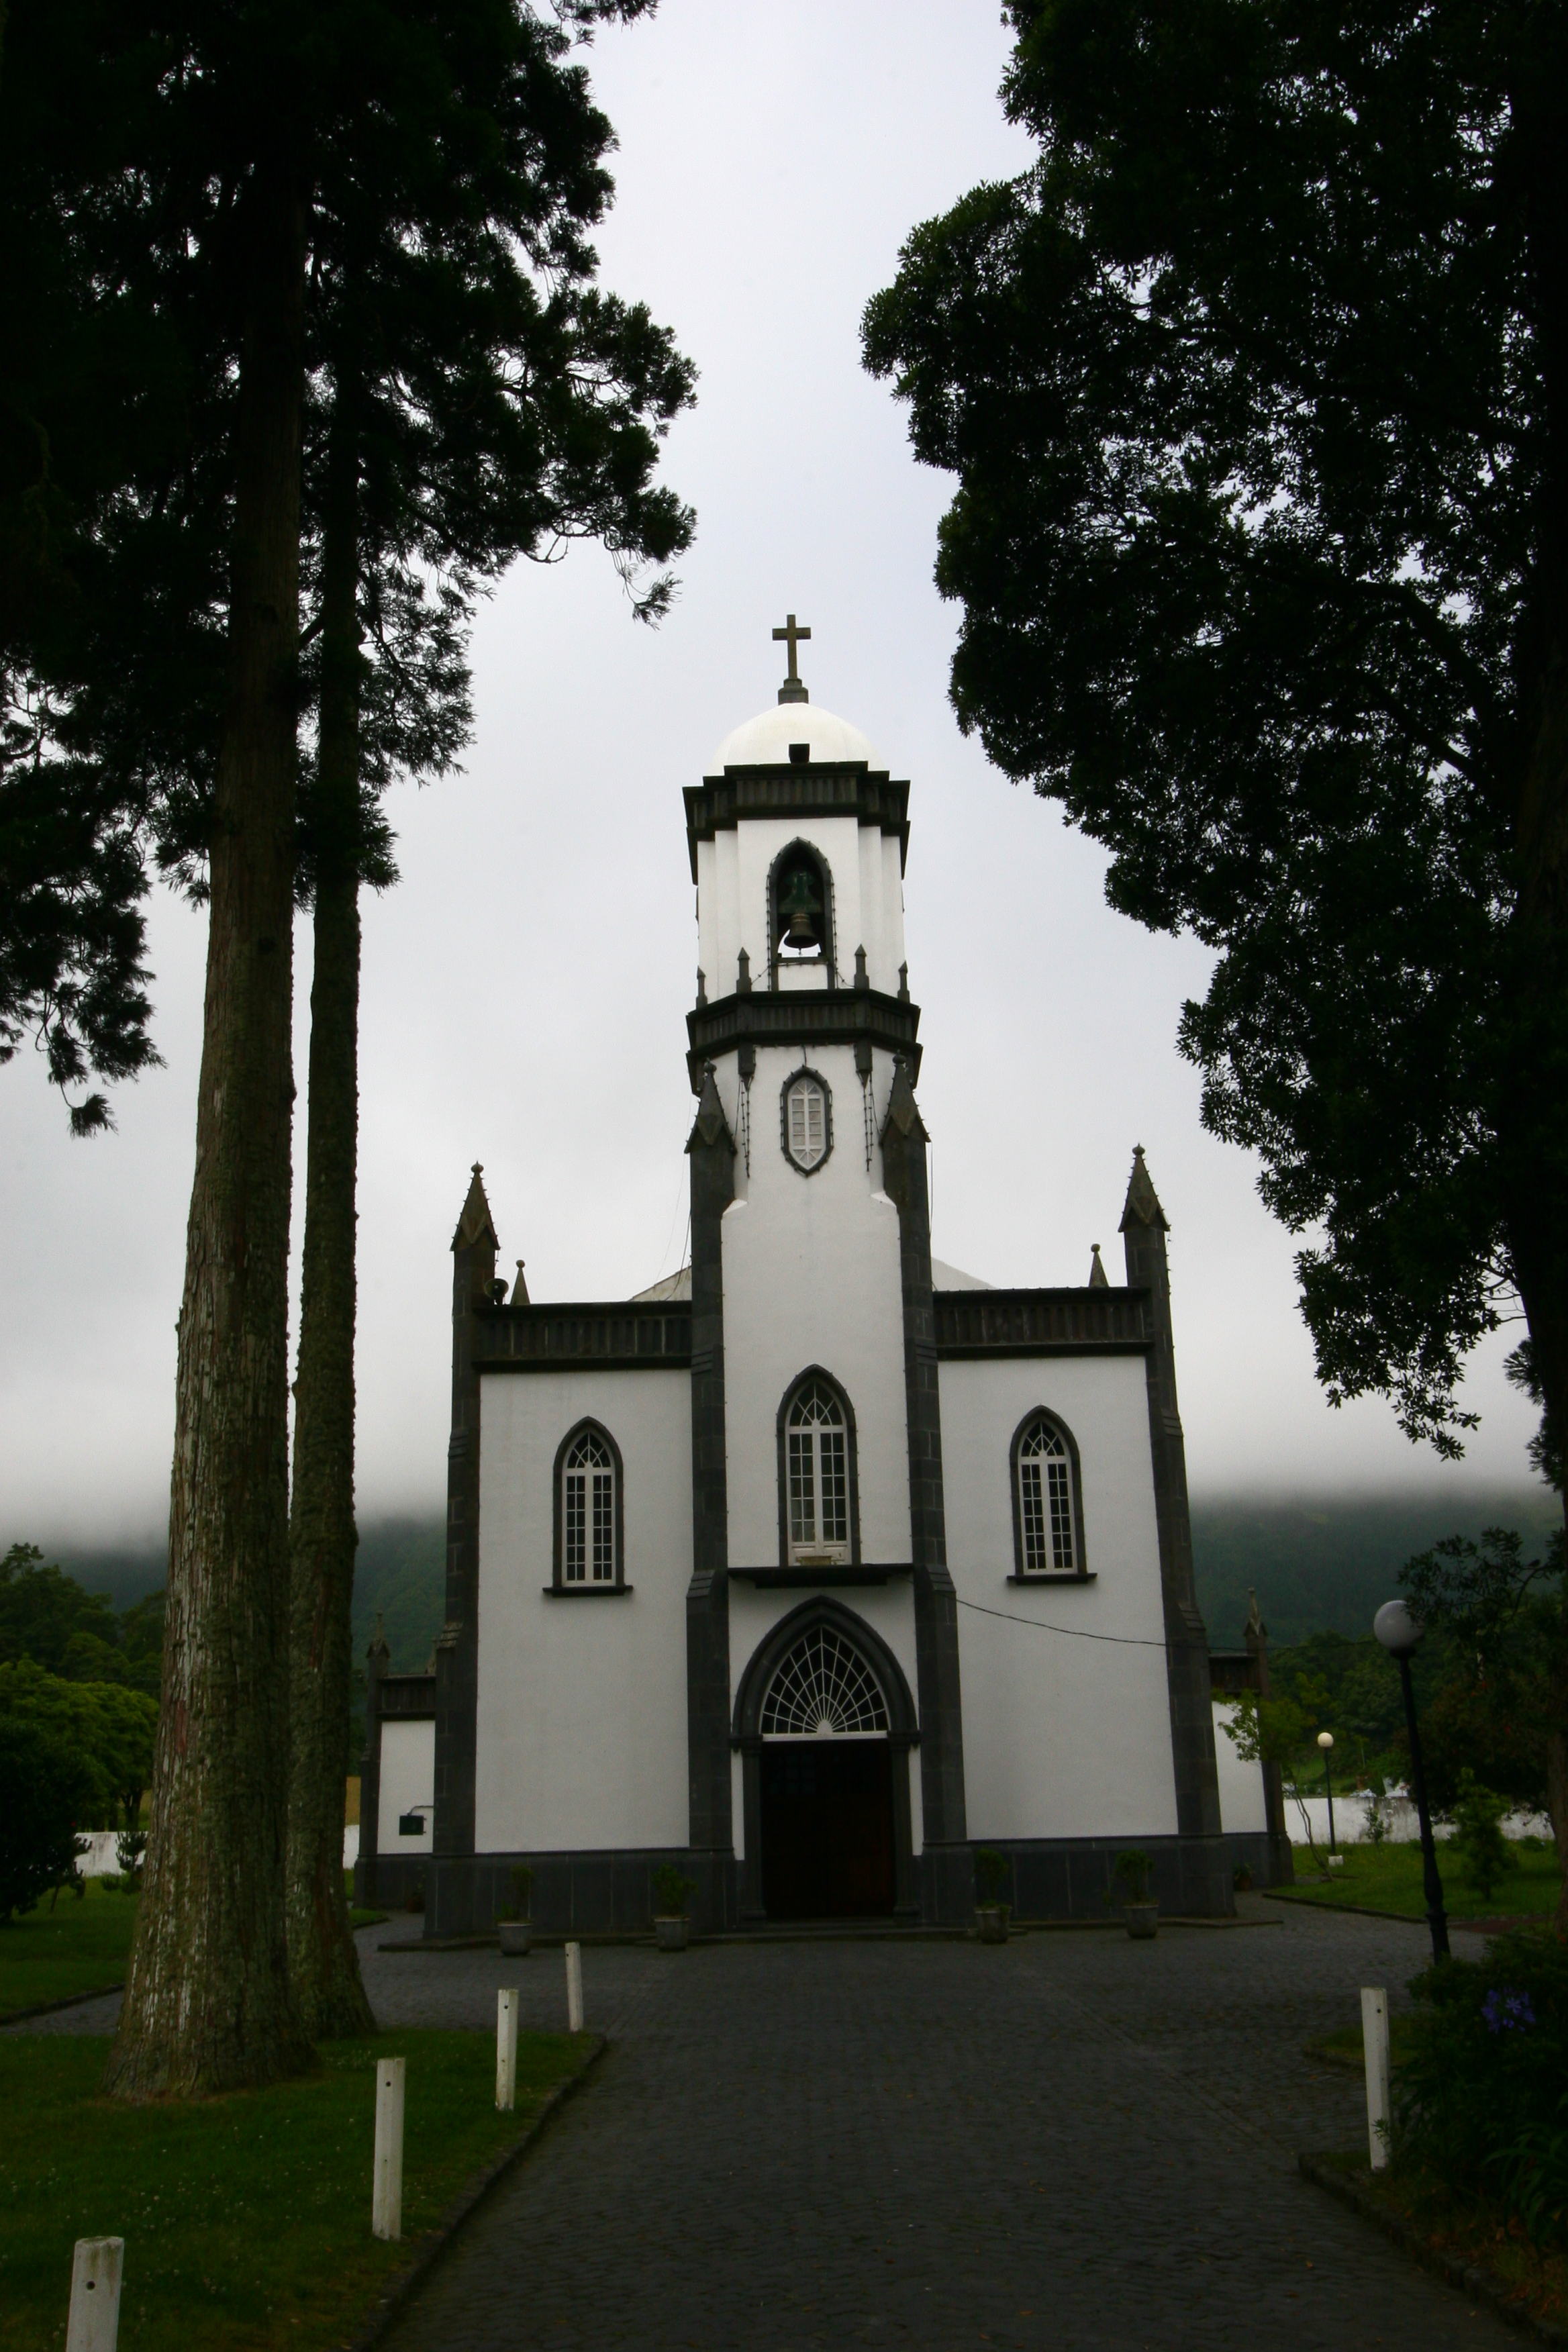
[772,611,811,705]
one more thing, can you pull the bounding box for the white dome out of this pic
[710,699,881,772]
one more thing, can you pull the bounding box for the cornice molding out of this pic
[686,987,921,1090]
[684,762,910,881]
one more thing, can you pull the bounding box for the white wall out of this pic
[695,812,907,997]
[475,1367,692,1853]
[720,1041,911,1569]
[1212,1700,1268,1834]
[938,1355,1179,1841]
[378,1718,436,1854]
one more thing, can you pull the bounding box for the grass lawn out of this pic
[1,2027,588,2352]
[1282,1839,1562,1924]
[0,1881,140,2020]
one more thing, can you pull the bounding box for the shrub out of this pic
[652,1863,696,1916]
[497,1863,534,1922]
[973,1847,1010,1906]
[0,1716,97,1921]
[1394,1926,1568,2243]
[115,1827,147,1890]
[1449,1770,1512,1903]
[1112,1849,1153,1903]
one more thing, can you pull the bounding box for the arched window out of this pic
[761,1623,889,1737]
[768,841,834,975]
[552,1423,624,1590]
[1012,1412,1085,1578]
[784,1378,851,1565]
[781,1069,832,1174]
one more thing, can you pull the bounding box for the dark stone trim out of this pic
[934,1286,1151,1355]
[1006,1404,1089,1577]
[379,1673,437,1720]
[541,1583,635,1598]
[687,989,920,1091]
[878,1066,967,1895]
[432,1195,494,1871]
[474,1300,690,1371]
[426,1848,740,1939]
[685,1078,738,1930]
[732,1563,912,1588]
[930,1831,1264,1922]
[684,762,910,881]
[549,1416,628,1594]
[775,1363,862,1567]
[730,1596,920,1924]
[779,1065,835,1175]
[354,1632,391,1904]
[1122,1190,1229,1875]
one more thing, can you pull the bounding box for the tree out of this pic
[283,14,692,2035]
[0,1659,158,1828]
[0,1717,99,1922]
[863,6,1568,1494]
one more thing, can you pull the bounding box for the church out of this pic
[357,624,1281,1934]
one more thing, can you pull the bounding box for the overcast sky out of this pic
[0,0,1542,1555]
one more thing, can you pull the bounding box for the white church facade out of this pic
[358,629,1285,1932]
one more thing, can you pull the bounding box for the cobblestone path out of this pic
[358,1902,1516,2352]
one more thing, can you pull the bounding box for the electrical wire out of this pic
[954,1595,1169,1649]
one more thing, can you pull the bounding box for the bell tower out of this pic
[680,625,966,1920]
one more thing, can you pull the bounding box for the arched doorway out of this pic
[734,1602,918,1922]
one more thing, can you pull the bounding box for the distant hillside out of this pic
[1192,1487,1562,1649]
[38,1485,1564,1667]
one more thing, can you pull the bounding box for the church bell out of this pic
[779,865,822,950]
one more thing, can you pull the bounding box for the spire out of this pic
[511,1259,529,1306]
[368,1612,390,1667]
[1118,1143,1169,1233]
[1089,1242,1109,1289]
[1244,1587,1266,1643]
[879,1053,926,1144]
[452,1161,499,1253]
[687,1061,735,1153]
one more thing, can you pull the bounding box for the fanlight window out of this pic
[761,1625,889,1737]
[784,1074,829,1173]
[562,1428,616,1583]
[1016,1418,1077,1574]
[786,1379,849,1562]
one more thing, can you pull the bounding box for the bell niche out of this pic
[769,840,833,977]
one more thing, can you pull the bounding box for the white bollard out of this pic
[565,1939,584,2034]
[373,2055,405,2240]
[1361,1986,1391,2171]
[66,2237,124,2352]
[495,1987,519,2111]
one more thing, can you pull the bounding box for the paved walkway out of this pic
[20,1903,1518,2349]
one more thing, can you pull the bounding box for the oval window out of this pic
[783,1073,830,1173]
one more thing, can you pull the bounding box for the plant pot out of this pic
[498,1920,533,1957]
[975,1904,1010,1945]
[1123,1902,1159,1940]
[654,1915,690,1952]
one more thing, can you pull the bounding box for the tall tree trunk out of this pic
[285,384,375,2038]
[105,154,312,2098]
[1508,34,1568,1932]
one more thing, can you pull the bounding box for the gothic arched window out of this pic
[553,1422,625,1590]
[1010,1412,1086,1579]
[760,1623,889,1737]
[781,1069,832,1174]
[769,841,834,975]
[782,1377,854,1566]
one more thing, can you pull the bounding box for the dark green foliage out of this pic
[1450,1771,1512,1904]
[1112,1849,1152,1902]
[973,1847,1010,1904]
[1402,1526,1567,1817]
[1395,1928,1568,2244]
[0,1544,162,1696]
[651,1863,695,1916]
[863,0,1568,1473]
[0,1661,158,1828]
[0,1716,97,1922]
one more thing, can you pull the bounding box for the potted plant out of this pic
[496,1864,534,1956]
[973,1846,1012,1943]
[652,1862,697,1951]
[1113,1849,1159,1938]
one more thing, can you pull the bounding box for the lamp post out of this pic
[1316,1730,1337,1851]
[1373,1598,1449,1962]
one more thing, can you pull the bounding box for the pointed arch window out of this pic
[782,1069,832,1174]
[761,1624,889,1738]
[551,1423,627,1592]
[768,840,834,977]
[783,1377,854,1566]
[1010,1412,1087,1580]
